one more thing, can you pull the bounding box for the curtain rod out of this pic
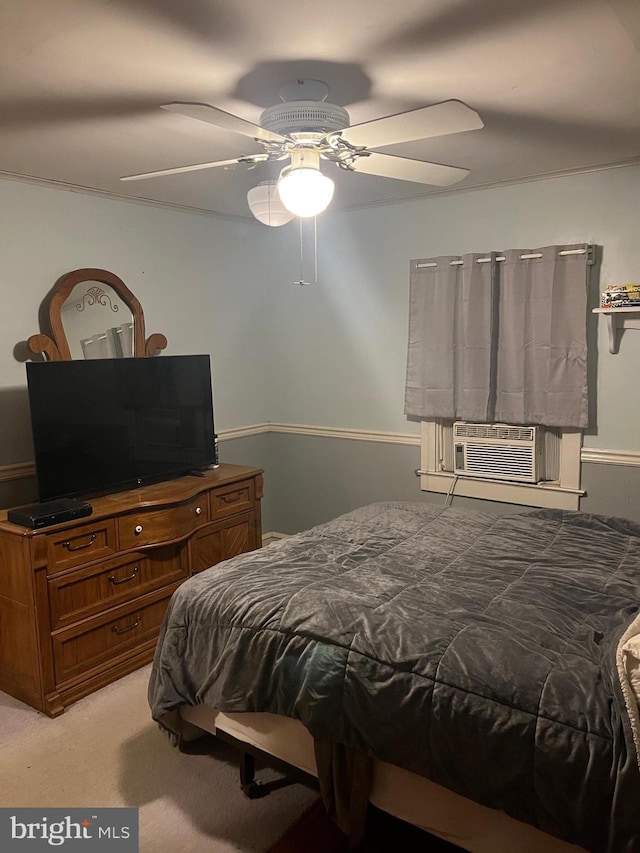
[415,247,593,269]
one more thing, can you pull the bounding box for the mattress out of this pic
[179,704,587,853]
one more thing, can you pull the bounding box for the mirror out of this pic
[60,280,135,359]
[28,268,167,360]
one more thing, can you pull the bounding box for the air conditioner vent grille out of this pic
[453,421,541,483]
[454,423,535,442]
[464,445,535,479]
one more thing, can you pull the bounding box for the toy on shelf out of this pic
[593,284,640,353]
[600,283,640,308]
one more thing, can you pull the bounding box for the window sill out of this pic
[418,471,583,510]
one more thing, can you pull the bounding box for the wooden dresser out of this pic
[0,463,263,716]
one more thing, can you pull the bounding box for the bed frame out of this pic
[179,704,587,853]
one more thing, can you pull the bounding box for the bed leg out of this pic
[239,752,261,798]
[238,750,298,799]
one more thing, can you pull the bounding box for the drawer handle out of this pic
[62,533,98,552]
[195,506,202,516]
[134,524,143,535]
[221,491,244,504]
[108,566,139,586]
[112,615,141,635]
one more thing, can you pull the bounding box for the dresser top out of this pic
[0,463,263,535]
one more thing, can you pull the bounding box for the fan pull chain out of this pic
[299,217,305,283]
[314,216,318,284]
[293,217,318,286]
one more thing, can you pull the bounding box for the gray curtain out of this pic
[405,244,589,428]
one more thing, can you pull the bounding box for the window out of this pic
[406,244,593,510]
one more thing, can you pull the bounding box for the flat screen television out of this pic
[26,355,217,503]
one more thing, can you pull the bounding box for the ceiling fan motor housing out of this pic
[260,101,350,136]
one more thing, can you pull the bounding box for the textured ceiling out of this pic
[1,0,639,220]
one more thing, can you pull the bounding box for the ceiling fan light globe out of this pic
[246,182,295,226]
[278,168,335,218]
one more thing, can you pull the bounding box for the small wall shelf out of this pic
[593,306,640,354]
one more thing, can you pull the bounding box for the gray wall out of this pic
[266,166,640,448]
[2,165,640,532]
[0,178,272,440]
[0,178,273,510]
[225,434,640,535]
[258,164,640,529]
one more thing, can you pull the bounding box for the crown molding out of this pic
[0,170,257,224]
[3,158,639,222]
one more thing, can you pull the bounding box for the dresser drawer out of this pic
[52,589,176,684]
[118,494,208,550]
[210,481,255,519]
[46,519,118,574]
[189,512,257,574]
[49,545,187,630]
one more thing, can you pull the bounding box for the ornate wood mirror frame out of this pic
[28,268,167,360]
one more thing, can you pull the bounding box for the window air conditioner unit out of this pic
[453,422,543,483]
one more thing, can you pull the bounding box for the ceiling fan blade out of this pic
[120,156,257,182]
[351,152,469,187]
[341,100,483,149]
[161,102,287,144]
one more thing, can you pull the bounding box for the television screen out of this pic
[26,355,217,502]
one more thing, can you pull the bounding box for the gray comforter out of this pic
[149,502,640,852]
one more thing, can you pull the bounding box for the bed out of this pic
[148,501,640,853]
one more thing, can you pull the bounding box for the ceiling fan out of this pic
[120,79,483,222]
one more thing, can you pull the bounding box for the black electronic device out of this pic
[26,354,217,503]
[8,498,93,529]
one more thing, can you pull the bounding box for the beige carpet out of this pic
[0,666,317,852]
